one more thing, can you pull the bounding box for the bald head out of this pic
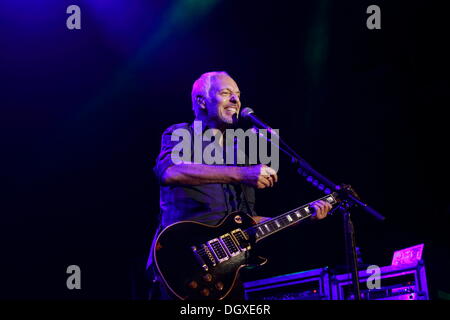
[191,71,230,117]
[191,71,241,128]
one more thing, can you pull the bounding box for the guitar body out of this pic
[153,211,267,300]
[152,192,339,300]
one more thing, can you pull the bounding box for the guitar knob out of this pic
[202,273,213,282]
[200,288,210,297]
[187,280,198,289]
[215,281,224,291]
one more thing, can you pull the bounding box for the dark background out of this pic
[1,0,449,299]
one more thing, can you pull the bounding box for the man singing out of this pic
[146,71,332,299]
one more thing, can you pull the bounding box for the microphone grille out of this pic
[240,107,254,119]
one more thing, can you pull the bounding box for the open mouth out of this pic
[224,106,238,114]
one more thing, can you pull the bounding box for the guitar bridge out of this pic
[198,244,217,267]
[191,246,209,271]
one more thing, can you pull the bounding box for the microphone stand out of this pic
[254,127,385,300]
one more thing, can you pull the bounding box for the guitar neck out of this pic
[247,193,339,242]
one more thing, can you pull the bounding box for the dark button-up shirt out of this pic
[153,122,256,228]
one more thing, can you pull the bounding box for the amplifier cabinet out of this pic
[243,267,331,300]
[330,261,429,300]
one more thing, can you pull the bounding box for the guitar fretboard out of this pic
[247,193,338,242]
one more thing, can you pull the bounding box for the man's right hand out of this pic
[239,164,278,189]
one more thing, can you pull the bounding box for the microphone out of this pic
[240,107,309,171]
[240,107,278,136]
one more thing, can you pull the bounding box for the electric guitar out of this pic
[153,193,340,300]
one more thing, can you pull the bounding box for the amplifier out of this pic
[244,245,429,300]
[330,260,429,300]
[243,267,331,300]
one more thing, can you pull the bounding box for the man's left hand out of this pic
[310,200,332,220]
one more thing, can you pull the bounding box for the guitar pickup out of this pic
[207,238,230,263]
[220,233,240,257]
[231,229,251,251]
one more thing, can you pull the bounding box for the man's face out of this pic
[205,75,241,126]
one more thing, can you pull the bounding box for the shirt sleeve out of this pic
[153,123,190,184]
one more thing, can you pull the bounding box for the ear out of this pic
[196,96,206,109]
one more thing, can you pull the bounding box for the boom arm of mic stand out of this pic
[255,126,384,300]
[255,128,385,221]
[345,193,385,221]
